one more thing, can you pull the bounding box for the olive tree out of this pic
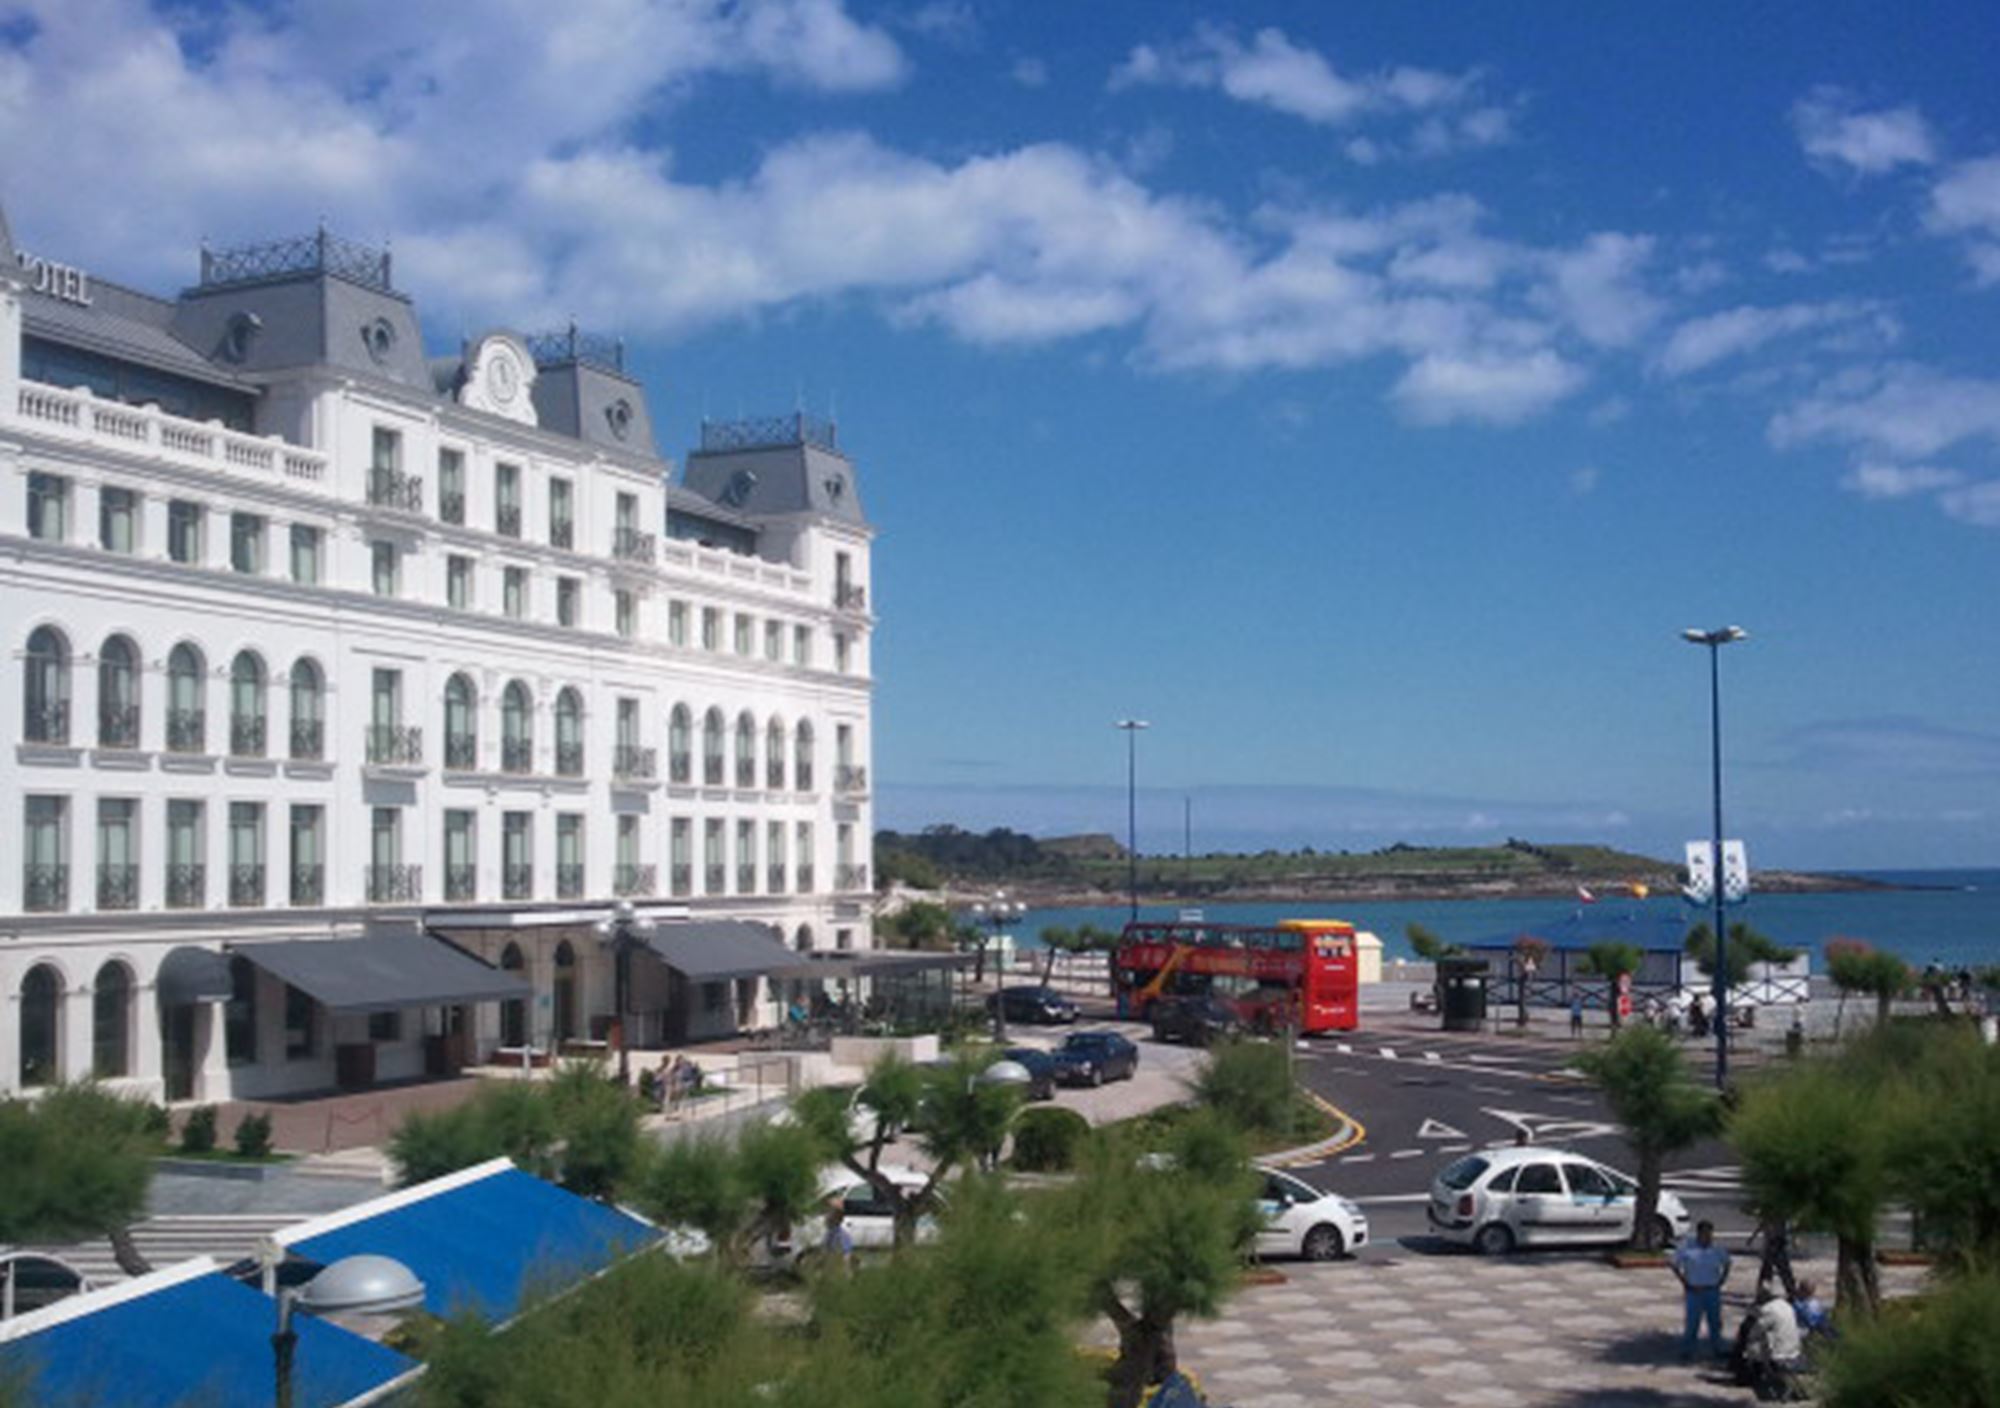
[627,1120,823,1266]
[1825,938,1911,1032]
[1574,1025,1720,1250]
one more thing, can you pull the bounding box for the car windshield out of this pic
[1439,1155,1490,1191]
[1061,1035,1106,1051]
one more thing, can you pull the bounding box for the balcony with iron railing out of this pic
[835,863,868,893]
[200,225,393,292]
[795,764,814,793]
[768,865,786,894]
[440,491,465,525]
[290,718,324,761]
[367,864,422,904]
[767,761,786,791]
[24,701,69,746]
[670,752,692,785]
[229,864,266,908]
[796,865,815,893]
[835,764,869,795]
[612,527,656,564]
[705,864,726,895]
[166,863,205,909]
[503,865,534,901]
[166,710,206,754]
[614,745,657,782]
[550,518,574,550]
[290,864,324,906]
[705,758,725,787]
[835,582,868,612]
[98,705,141,750]
[496,504,522,538]
[736,759,756,789]
[737,865,756,894]
[367,724,423,767]
[97,863,139,910]
[501,737,534,775]
[557,863,585,900]
[23,863,69,912]
[445,733,478,771]
[698,410,838,455]
[229,716,267,759]
[366,468,425,514]
[614,863,656,898]
[555,742,584,778]
[671,862,693,897]
[445,866,478,903]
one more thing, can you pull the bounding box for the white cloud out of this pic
[1792,88,1936,175]
[1392,349,1587,425]
[1655,300,1881,377]
[1535,233,1662,348]
[1771,365,2000,460]
[1010,56,1048,88]
[1839,462,1965,499]
[1938,480,2000,527]
[1927,155,2000,281]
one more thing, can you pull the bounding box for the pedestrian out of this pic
[1740,1283,1806,1400]
[821,1205,856,1272]
[663,1054,686,1111]
[1753,1213,1799,1300]
[1689,996,1710,1040]
[1790,1279,1832,1341]
[1784,1010,1805,1059]
[1569,994,1584,1039]
[1672,1219,1732,1362]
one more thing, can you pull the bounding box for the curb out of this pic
[1262,1090,1366,1168]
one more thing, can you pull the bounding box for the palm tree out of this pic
[1575,1025,1720,1250]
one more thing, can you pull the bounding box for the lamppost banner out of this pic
[1683,840,1750,904]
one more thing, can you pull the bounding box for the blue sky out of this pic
[5,1,1999,868]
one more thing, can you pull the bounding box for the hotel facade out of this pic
[0,204,877,1102]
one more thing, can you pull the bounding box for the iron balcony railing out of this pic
[671,862,693,897]
[229,864,265,908]
[290,718,324,761]
[835,863,869,892]
[555,742,584,777]
[768,866,786,894]
[705,864,726,895]
[23,863,69,912]
[445,866,478,902]
[670,752,692,784]
[557,863,585,900]
[290,865,324,906]
[98,705,141,749]
[445,733,478,770]
[496,504,522,538]
[550,519,574,550]
[24,701,69,745]
[612,527,656,563]
[167,709,206,753]
[97,863,139,910]
[439,491,465,525]
[367,469,425,513]
[366,864,422,903]
[525,324,625,373]
[835,764,868,795]
[614,745,657,781]
[367,724,423,766]
[796,764,815,793]
[698,411,838,454]
[796,866,815,893]
[230,716,267,758]
[736,759,756,789]
[503,865,534,901]
[200,226,392,293]
[836,583,868,611]
[614,864,656,898]
[704,757,725,787]
[166,863,206,909]
[767,761,786,791]
[502,737,535,775]
[737,865,756,894]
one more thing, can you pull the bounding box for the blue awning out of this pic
[0,1259,413,1408]
[274,1159,657,1322]
[1463,906,1695,954]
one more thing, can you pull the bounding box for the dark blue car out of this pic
[999,1047,1059,1100]
[1050,1030,1140,1087]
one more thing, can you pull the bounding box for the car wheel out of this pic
[1648,1215,1676,1250]
[1087,1064,1103,1088]
[1301,1223,1345,1261]
[1473,1222,1516,1257]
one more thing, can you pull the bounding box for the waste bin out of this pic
[1438,957,1490,1032]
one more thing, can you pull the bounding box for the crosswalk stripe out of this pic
[1379,1047,1398,1060]
[1423,1052,1442,1062]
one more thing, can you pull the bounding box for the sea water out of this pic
[1013,868,2000,970]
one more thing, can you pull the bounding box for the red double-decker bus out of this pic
[1113,918,1361,1034]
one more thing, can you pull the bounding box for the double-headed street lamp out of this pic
[973,893,1025,1040]
[1682,625,1747,1091]
[1114,719,1150,922]
[597,899,654,1085]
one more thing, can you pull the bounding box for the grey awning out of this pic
[231,936,528,1015]
[776,950,971,981]
[155,945,235,1004]
[638,920,796,981]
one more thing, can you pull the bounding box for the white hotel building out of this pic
[0,204,880,1102]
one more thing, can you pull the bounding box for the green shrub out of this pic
[234,1111,275,1159]
[1189,1039,1293,1138]
[1011,1106,1090,1172]
[179,1104,218,1154]
[1820,1270,2000,1407]
[140,1102,172,1140]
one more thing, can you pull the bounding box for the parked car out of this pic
[1051,1030,1140,1086]
[786,1163,942,1261]
[999,1046,1059,1101]
[985,985,1079,1025]
[1255,1166,1368,1261]
[0,1252,93,1321]
[1148,994,1245,1046]
[1426,1145,1692,1254]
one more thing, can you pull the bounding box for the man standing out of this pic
[1672,1219,1732,1361]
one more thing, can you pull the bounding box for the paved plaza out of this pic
[1164,1252,1925,1408]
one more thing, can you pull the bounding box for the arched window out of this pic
[167,643,206,753]
[23,626,69,744]
[19,964,62,1086]
[289,659,323,760]
[499,943,527,1048]
[702,708,725,786]
[97,635,140,748]
[553,940,578,1042]
[766,717,786,791]
[794,720,815,792]
[795,924,814,953]
[502,681,533,774]
[668,705,692,784]
[554,688,583,777]
[228,652,267,757]
[93,960,132,1079]
[444,673,477,770]
[735,711,757,788]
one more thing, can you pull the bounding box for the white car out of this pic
[784,1163,942,1261]
[1255,1166,1368,1261]
[1426,1145,1691,1255]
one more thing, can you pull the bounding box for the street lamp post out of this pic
[596,899,653,1085]
[1683,625,1747,1091]
[972,893,1024,1041]
[1114,720,1150,922]
[273,1254,425,1408]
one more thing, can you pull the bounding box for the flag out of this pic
[1576,885,1597,904]
[1628,881,1650,900]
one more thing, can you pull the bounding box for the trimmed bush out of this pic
[233,1111,275,1159]
[179,1104,218,1154]
[1011,1106,1090,1172]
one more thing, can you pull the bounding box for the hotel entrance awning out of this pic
[638,920,797,981]
[230,936,528,1015]
[155,945,235,1005]
[775,950,971,981]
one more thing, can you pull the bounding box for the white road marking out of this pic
[1335,1043,1354,1054]
[1351,1192,1434,1205]
[1423,1052,1442,1062]
[1379,1047,1398,1060]
[1441,1144,1473,1153]
[1417,1118,1468,1140]
[1481,1106,1619,1143]
[1342,1153,1376,1163]
[1472,1084,1513,1096]
[1391,1148,1425,1159]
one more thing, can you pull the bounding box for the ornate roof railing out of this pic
[525,323,626,374]
[699,411,840,455]
[199,225,393,292]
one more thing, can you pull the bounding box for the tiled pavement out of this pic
[1161,1252,1926,1408]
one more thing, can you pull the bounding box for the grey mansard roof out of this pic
[24,277,252,390]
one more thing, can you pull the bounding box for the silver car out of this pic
[1426,1145,1691,1254]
